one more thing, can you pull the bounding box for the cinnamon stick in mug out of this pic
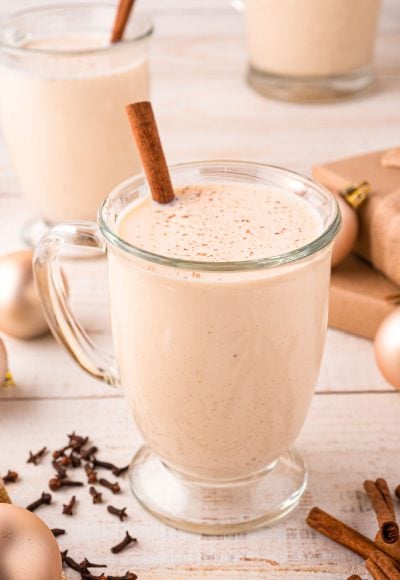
[125,101,175,204]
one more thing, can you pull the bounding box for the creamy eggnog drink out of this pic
[245,0,381,101]
[0,4,152,241]
[34,161,340,533]
[112,182,327,481]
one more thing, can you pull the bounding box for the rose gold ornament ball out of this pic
[0,250,48,339]
[374,307,400,390]
[331,191,358,268]
[0,337,7,384]
[0,503,62,580]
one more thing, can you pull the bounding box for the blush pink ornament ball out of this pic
[331,191,359,268]
[0,337,7,384]
[0,503,63,580]
[374,307,400,390]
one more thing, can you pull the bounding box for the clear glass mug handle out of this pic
[33,222,119,388]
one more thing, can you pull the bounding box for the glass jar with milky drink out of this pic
[34,161,340,534]
[0,3,152,245]
[240,0,381,102]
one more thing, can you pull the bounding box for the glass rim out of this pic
[99,160,341,273]
[0,2,154,57]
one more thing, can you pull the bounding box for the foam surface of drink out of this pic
[117,183,323,262]
[109,181,332,480]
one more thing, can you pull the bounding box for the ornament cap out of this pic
[0,482,11,504]
[340,180,371,209]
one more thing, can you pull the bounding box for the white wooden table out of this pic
[1,1,400,578]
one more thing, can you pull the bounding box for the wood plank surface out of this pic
[2,393,400,578]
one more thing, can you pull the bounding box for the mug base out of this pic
[247,65,374,103]
[128,445,307,535]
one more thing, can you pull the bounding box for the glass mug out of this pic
[0,3,153,245]
[34,161,340,534]
[237,0,381,102]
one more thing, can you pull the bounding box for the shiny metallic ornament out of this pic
[0,503,62,580]
[0,250,48,339]
[331,182,370,268]
[0,337,7,385]
[374,307,400,390]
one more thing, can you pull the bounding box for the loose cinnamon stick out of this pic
[367,551,400,579]
[306,507,400,568]
[111,0,136,44]
[366,557,391,580]
[125,102,175,204]
[395,485,400,501]
[364,480,399,544]
[376,479,396,517]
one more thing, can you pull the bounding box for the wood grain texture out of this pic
[0,0,399,578]
[1,394,400,579]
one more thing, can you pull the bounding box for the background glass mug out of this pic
[34,161,340,534]
[238,0,381,102]
[0,3,152,245]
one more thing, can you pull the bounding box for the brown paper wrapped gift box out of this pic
[313,148,400,286]
[329,253,400,339]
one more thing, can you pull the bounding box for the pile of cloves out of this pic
[1,431,137,579]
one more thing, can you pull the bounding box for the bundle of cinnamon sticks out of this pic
[307,478,400,579]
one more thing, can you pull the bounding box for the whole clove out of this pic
[58,455,72,467]
[62,495,76,516]
[107,505,128,522]
[2,470,19,483]
[53,445,70,459]
[61,550,84,573]
[111,531,137,554]
[92,457,116,471]
[82,575,137,580]
[79,558,107,569]
[68,451,82,468]
[107,574,137,580]
[51,528,66,537]
[112,465,129,477]
[92,457,129,478]
[27,447,47,465]
[85,463,98,484]
[52,460,68,479]
[49,476,84,491]
[81,446,98,460]
[26,492,52,512]
[99,478,121,495]
[89,486,103,504]
[68,432,89,451]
